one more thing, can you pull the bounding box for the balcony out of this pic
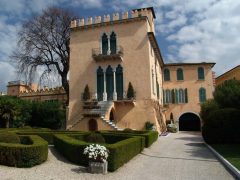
[92,46,123,61]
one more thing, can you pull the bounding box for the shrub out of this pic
[100,130,158,148]
[127,82,135,99]
[30,101,65,129]
[82,85,90,101]
[17,130,87,144]
[53,134,144,171]
[214,79,240,109]
[145,121,154,130]
[167,124,177,133]
[200,99,219,123]
[0,135,48,167]
[0,132,20,143]
[202,108,240,144]
[85,133,105,144]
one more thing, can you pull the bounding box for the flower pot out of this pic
[88,161,108,174]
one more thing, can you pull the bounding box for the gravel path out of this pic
[0,132,235,180]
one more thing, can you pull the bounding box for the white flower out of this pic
[83,144,109,162]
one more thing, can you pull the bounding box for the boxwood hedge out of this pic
[100,130,158,147]
[53,133,145,171]
[17,130,88,144]
[0,135,48,167]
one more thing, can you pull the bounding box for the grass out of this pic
[211,144,240,171]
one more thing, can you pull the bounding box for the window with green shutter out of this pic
[110,32,116,54]
[199,87,206,102]
[177,68,184,80]
[198,67,205,80]
[102,33,108,55]
[184,88,188,103]
[97,66,104,101]
[164,68,170,81]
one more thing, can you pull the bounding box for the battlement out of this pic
[19,86,66,96]
[70,7,155,29]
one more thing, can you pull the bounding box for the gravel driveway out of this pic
[0,132,235,180]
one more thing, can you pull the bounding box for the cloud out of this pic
[0,62,16,92]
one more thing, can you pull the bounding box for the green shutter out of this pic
[177,68,184,80]
[164,69,170,81]
[171,89,175,103]
[198,67,205,80]
[102,33,108,55]
[116,65,123,100]
[110,32,117,54]
[175,89,179,104]
[106,65,113,100]
[185,88,188,103]
[97,67,104,101]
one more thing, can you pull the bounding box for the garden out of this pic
[200,79,240,171]
[0,127,158,173]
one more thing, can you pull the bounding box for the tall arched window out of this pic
[106,65,113,100]
[97,66,104,101]
[166,89,171,103]
[177,68,184,80]
[179,89,184,103]
[116,64,123,100]
[164,68,170,81]
[198,67,205,80]
[163,90,166,104]
[175,89,179,104]
[102,33,108,55]
[110,32,117,54]
[184,88,188,103]
[199,87,206,103]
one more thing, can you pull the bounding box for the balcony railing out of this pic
[92,46,123,61]
[81,91,136,102]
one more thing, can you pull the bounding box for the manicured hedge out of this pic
[202,108,240,144]
[53,133,145,171]
[0,135,48,167]
[100,130,158,147]
[17,131,88,144]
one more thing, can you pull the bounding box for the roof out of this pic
[147,32,164,67]
[164,62,216,68]
[132,7,156,19]
[216,65,240,79]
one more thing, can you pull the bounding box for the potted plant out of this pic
[83,144,109,174]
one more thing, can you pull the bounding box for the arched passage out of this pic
[179,113,201,131]
[88,119,98,131]
[109,109,114,122]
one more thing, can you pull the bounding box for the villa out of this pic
[67,7,215,133]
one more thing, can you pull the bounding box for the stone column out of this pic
[103,71,107,101]
[113,70,117,100]
[107,37,111,55]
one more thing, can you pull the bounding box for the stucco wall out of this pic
[163,64,214,121]
[216,65,240,86]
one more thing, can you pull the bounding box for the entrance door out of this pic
[116,65,123,100]
[106,65,113,100]
[179,113,201,131]
[97,67,104,101]
[88,119,98,131]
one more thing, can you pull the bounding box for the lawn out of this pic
[211,144,240,171]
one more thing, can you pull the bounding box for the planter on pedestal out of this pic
[88,161,108,174]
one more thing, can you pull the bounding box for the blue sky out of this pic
[0,0,240,92]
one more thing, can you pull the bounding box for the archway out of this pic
[109,109,114,122]
[179,113,201,131]
[88,119,98,131]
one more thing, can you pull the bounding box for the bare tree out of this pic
[11,7,76,104]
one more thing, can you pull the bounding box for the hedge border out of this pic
[53,133,145,171]
[100,130,158,147]
[0,135,48,167]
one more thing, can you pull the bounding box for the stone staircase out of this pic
[68,101,123,131]
[100,116,123,131]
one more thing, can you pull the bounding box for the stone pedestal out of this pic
[89,161,108,174]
